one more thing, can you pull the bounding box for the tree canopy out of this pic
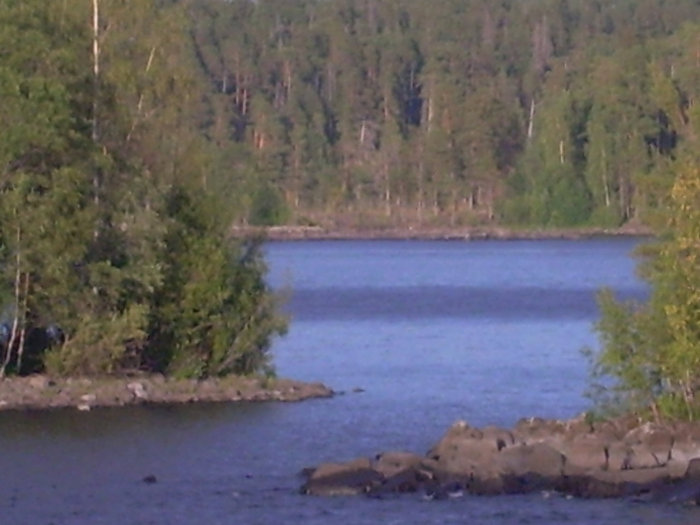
[2,0,700,390]
[182,0,700,229]
[586,159,700,421]
[0,0,285,378]
[5,0,696,234]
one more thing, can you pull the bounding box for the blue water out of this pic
[2,237,698,524]
[270,238,647,443]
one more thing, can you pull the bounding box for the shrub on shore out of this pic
[587,163,700,421]
[0,1,285,379]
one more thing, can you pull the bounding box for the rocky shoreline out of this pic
[0,374,333,412]
[301,415,700,504]
[232,224,651,241]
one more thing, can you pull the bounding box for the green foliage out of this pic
[584,289,665,417]
[147,188,287,377]
[7,0,700,384]
[45,305,150,376]
[587,162,700,421]
[186,0,700,229]
[0,0,286,379]
[248,183,290,226]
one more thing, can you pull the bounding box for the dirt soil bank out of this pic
[0,374,333,412]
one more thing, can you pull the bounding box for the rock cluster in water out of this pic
[301,415,700,503]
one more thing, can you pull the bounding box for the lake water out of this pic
[2,238,699,524]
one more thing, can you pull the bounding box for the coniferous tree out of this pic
[0,0,286,378]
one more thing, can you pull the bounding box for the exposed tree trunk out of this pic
[383,162,391,217]
[527,98,536,140]
[1,226,23,378]
[234,53,242,109]
[423,78,434,134]
[602,147,611,207]
[559,139,565,165]
[326,63,334,102]
[92,0,100,145]
[91,0,101,241]
[417,149,425,225]
[284,59,292,102]
[14,273,29,374]
[127,45,157,143]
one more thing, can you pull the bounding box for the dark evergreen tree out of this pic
[0,0,286,378]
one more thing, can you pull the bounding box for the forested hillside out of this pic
[2,0,700,378]
[9,0,694,232]
[185,0,700,229]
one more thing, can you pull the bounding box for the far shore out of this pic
[0,374,333,412]
[231,223,652,242]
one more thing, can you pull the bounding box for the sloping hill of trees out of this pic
[3,0,700,386]
[186,0,700,229]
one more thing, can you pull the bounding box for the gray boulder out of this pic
[497,442,566,494]
[513,417,567,444]
[300,417,700,501]
[373,451,425,478]
[562,466,671,499]
[623,423,674,469]
[499,442,566,478]
[427,420,499,479]
[561,433,610,471]
[670,422,700,463]
[481,425,516,451]
[301,458,382,496]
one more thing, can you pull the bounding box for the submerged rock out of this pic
[301,458,382,496]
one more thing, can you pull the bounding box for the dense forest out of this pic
[180,0,700,229]
[1,0,700,403]
[5,0,697,233]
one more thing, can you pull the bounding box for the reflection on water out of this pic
[3,238,698,525]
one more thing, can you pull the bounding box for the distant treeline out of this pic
[185,0,700,229]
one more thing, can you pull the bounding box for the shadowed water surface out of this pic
[2,238,698,524]
[288,285,645,321]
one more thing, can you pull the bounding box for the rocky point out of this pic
[301,415,700,504]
